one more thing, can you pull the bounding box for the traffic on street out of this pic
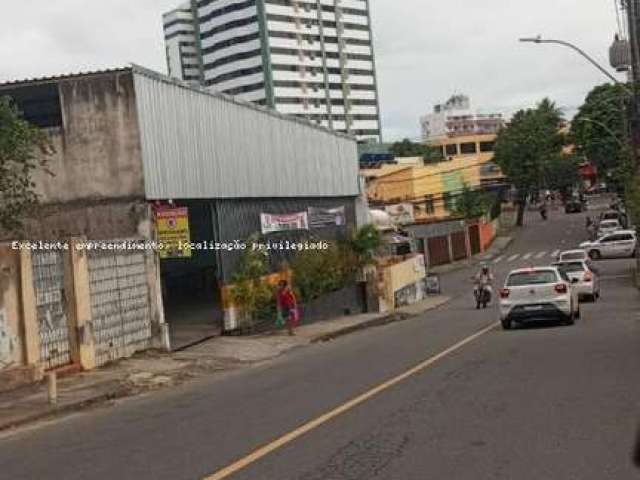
[0,195,638,480]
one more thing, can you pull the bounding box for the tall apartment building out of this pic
[420,95,503,142]
[162,0,382,141]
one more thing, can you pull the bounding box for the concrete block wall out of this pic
[0,238,168,391]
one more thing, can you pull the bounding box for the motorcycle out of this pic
[474,285,492,309]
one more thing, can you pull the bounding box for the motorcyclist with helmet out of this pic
[473,264,494,309]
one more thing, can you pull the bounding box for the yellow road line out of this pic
[203,321,500,480]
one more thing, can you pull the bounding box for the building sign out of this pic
[156,207,191,258]
[260,212,309,234]
[308,206,346,228]
[385,203,415,225]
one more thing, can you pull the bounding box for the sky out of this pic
[0,1,627,141]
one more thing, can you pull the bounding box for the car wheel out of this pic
[501,319,512,330]
[589,250,601,260]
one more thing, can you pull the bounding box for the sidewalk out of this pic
[0,295,450,433]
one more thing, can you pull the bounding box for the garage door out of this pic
[427,236,450,266]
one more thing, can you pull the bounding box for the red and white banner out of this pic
[260,212,309,234]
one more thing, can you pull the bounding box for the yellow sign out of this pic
[156,207,191,258]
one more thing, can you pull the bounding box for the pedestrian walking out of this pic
[277,280,299,336]
[585,216,593,230]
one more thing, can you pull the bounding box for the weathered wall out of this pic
[22,200,150,241]
[0,247,25,370]
[0,71,147,241]
[33,72,144,204]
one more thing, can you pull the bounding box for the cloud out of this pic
[0,0,625,141]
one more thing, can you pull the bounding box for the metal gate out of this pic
[88,249,153,367]
[451,231,468,261]
[427,236,450,267]
[469,225,481,255]
[32,251,73,370]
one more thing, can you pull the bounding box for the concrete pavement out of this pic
[0,296,451,433]
[0,205,638,480]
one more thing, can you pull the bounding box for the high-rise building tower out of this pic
[162,0,382,141]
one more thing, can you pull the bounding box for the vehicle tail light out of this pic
[583,272,593,282]
[499,288,510,299]
[555,284,568,294]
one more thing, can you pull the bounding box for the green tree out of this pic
[571,83,629,175]
[291,244,353,303]
[0,97,52,234]
[545,154,580,199]
[389,138,443,164]
[493,98,565,226]
[451,184,494,220]
[229,234,274,331]
[345,224,382,267]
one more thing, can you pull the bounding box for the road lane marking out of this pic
[202,321,501,480]
[535,251,547,259]
[522,252,533,260]
[551,250,560,258]
[507,254,520,262]
[492,256,504,264]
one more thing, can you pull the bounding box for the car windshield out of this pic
[600,220,619,228]
[602,213,619,220]
[560,252,585,260]
[554,262,586,273]
[507,271,558,286]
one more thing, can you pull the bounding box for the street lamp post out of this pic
[519,36,633,95]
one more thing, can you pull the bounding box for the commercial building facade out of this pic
[361,134,506,222]
[163,0,382,141]
[0,65,361,353]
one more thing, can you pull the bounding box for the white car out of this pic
[597,219,622,237]
[552,260,600,302]
[580,230,637,260]
[557,249,590,263]
[499,267,580,330]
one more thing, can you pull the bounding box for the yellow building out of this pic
[362,134,506,222]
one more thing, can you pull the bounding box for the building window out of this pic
[460,142,477,154]
[480,141,496,152]
[443,192,455,211]
[445,144,457,156]
[425,196,435,215]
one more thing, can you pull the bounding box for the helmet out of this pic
[481,264,489,273]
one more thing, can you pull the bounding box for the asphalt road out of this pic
[1,202,639,480]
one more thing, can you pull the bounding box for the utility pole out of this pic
[625,0,640,173]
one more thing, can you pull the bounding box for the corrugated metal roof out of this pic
[131,65,359,200]
[130,64,355,142]
[0,67,131,88]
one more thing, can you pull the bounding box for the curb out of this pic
[1,298,458,432]
[0,386,130,434]
[310,296,453,343]
[310,313,408,343]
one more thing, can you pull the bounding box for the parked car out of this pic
[565,199,584,214]
[597,219,622,237]
[600,210,622,223]
[552,260,600,302]
[580,230,638,259]
[498,267,580,330]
